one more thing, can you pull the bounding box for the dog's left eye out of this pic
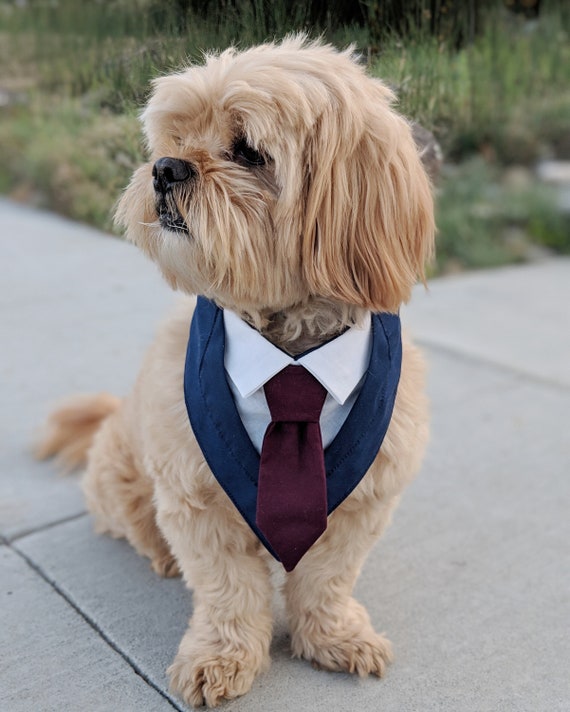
[232,138,266,167]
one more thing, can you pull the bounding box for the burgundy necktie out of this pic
[256,365,328,572]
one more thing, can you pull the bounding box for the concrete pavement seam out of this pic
[6,511,89,544]
[8,542,185,712]
[416,337,570,393]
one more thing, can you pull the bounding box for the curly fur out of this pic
[38,36,435,707]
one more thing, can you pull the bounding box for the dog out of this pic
[37,36,435,707]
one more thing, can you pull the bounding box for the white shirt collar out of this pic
[223,309,372,405]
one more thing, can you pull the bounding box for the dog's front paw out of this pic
[168,646,267,708]
[302,630,393,677]
[291,598,393,678]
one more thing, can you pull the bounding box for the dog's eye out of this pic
[232,138,266,167]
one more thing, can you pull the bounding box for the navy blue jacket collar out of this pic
[184,297,402,564]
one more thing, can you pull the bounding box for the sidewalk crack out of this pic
[418,338,570,393]
[9,543,185,712]
[6,511,89,543]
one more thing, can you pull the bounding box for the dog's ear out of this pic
[301,80,435,313]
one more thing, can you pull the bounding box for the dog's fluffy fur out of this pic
[37,37,435,707]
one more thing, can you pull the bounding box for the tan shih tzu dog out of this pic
[38,36,435,708]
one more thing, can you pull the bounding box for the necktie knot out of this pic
[264,365,327,423]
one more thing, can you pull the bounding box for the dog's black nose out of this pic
[152,157,195,193]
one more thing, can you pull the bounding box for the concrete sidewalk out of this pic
[1,197,569,711]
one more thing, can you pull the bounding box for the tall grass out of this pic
[0,0,334,109]
[373,6,570,160]
[3,0,567,154]
[0,0,568,265]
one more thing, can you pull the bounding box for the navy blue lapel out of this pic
[324,310,402,510]
[184,297,402,564]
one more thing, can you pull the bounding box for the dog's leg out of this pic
[154,491,274,708]
[83,411,179,578]
[284,497,397,677]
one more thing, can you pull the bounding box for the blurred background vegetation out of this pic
[0,0,568,274]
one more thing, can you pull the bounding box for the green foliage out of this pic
[372,7,570,162]
[0,99,142,231]
[435,159,569,273]
[0,0,569,271]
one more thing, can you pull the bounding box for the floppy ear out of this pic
[301,81,435,313]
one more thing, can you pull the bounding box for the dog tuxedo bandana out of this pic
[184,297,402,569]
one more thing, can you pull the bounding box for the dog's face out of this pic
[116,37,435,315]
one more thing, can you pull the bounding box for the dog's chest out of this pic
[182,297,402,565]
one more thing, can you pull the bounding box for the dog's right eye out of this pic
[232,138,266,167]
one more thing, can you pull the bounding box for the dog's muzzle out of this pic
[152,157,195,234]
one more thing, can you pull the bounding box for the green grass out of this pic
[435,159,568,274]
[0,0,569,266]
[0,98,142,230]
[372,7,570,162]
